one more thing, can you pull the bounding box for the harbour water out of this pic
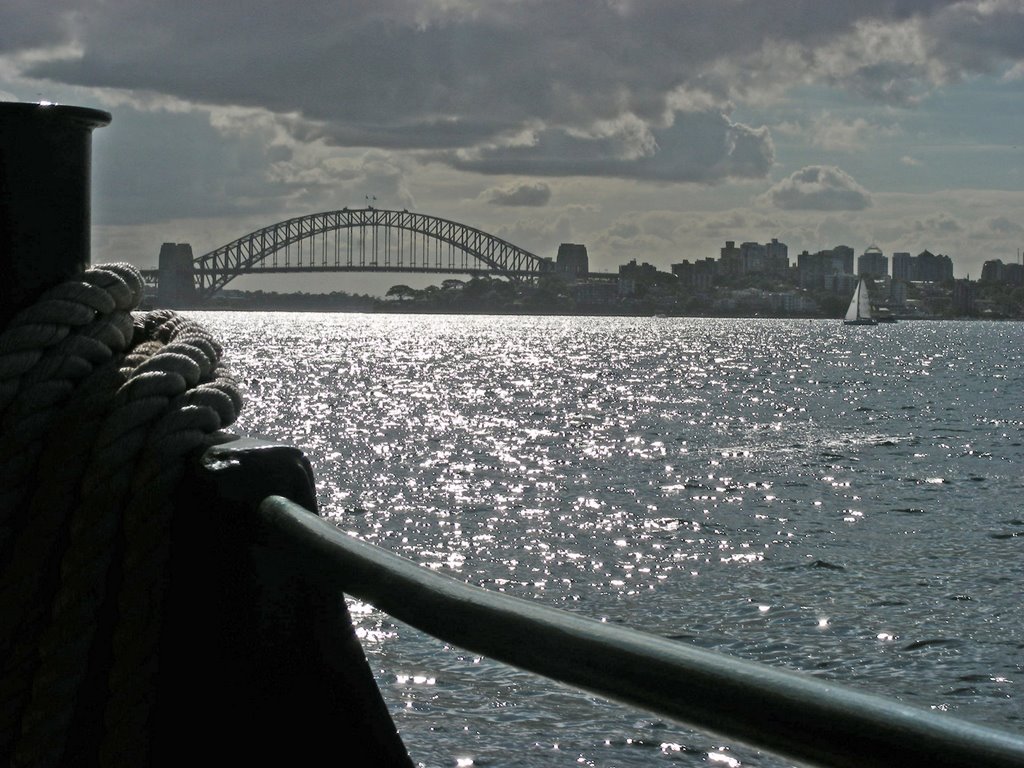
[195,312,1023,767]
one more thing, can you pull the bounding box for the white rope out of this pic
[0,263,243,767]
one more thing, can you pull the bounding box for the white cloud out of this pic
[971,214,1024,239]
[809,113,899,152]
[761,165,873,211]
[480,181,551,207]
[913,212,963,234]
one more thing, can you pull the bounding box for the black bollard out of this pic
[0,101,110,328]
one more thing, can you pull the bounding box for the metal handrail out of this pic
[258,495,1024,768]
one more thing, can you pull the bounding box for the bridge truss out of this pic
[192,207,553,300]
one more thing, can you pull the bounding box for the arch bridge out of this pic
[154,207,555,304]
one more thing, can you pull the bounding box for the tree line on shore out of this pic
[203,273,1024,319]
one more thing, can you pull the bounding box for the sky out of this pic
[2,0,1023,293]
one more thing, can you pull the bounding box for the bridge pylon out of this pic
[158,242,196,307]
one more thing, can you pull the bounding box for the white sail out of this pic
[844,278,874,324]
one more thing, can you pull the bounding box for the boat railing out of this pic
[243,476,1024,768]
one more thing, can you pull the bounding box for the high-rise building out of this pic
[892,250,954,282]
[740,241,767,273]
[765,238,789,274]
[798,247,851,288]
[720,241,742,275]
[833,245,854,275]
[892,252,912,281]
[953,279,976,315]
[982,259,1024,285]
[672,258,717,289]
[915,250,954,282]
[858,245,888,278]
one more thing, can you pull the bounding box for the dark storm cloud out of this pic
[3,0,1021,181]
[447,111,774,183]
[0,0,78,51]
[91,107,286,225]
[925,1,1024,72]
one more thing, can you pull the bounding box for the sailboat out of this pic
[844,278,877,325]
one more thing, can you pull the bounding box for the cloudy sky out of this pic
[2,0,1022,291]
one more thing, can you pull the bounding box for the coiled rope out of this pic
[0,263,243,766]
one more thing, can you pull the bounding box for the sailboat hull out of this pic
[843,318,878,326]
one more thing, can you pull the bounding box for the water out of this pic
[194,313,1023,767]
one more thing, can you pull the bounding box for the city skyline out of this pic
[1,1,1022,294]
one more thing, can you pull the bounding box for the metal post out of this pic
[0,102,111,328]
[161,439,413,767]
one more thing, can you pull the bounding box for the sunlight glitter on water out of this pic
[192,312,1024,768]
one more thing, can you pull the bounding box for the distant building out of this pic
[952,279,976,316]
[556,243,589,276]
[823,272,858,296]
[916,250,954,282]
[717,238,788,276]
[981,259,1003,283]
[892,252,912,281]
[671,258,717,290]
[981,259,1024,285]
[618,259,661,282]
[858,245,888,278]
[833,245,854,275]
[740,241,766,273]
[720,241,742,275]
[798,247,851,289]
[765,238,789,275]
[573,280,618,305]
[889,279,908,308]
[770,291,818,314]
[891,250,952,283]
[618,259,670,297]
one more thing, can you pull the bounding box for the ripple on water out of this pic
[191,313,1024,767]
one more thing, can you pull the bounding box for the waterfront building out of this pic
[618,259,671,297]
[833,245,854,275]
[953,279,976,316]
[892,252,912,281]
[916,250,954,282]
[740,241,767,273]
[889,279,908,308]
[890,250,952,283]
[824,272,858,296]
[618,259,661,282]
[573,280,618,305]
[797,247,851,289]
[771,291,819,314]
[858,245,888,278]
[671,258,717,290]
[892,250,954,284]
[720,241,742,275]
[765,238,789,275]
[716,238,788,277]
[981,259,1024,285]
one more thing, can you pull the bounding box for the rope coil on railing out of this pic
[0,263,242,766]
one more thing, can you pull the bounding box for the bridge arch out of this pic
[183,208,553,302]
